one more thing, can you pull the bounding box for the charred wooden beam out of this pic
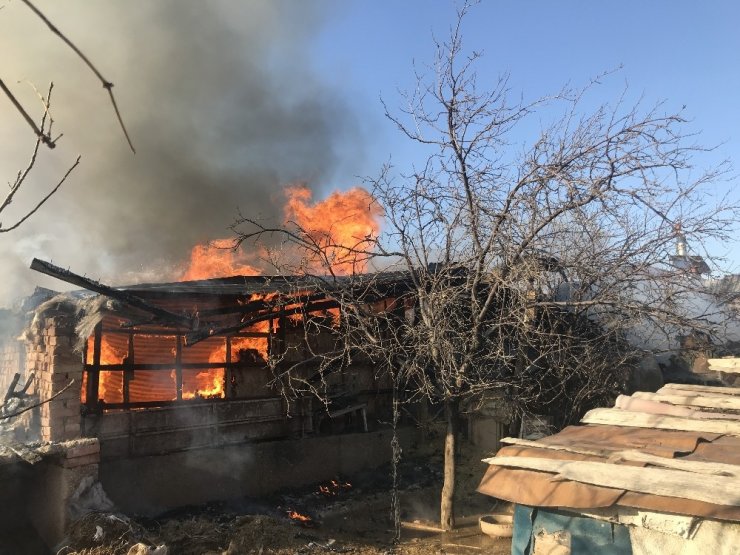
[3,373,20,403]
[185,299,340,346]
[194,292,329,318]
[86,322,102,409]
[101,326,267,338]
[20,373,35,395]
[85,361,232,371]
[30,258,195,328]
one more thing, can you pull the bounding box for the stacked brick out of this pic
[29,313,83,442]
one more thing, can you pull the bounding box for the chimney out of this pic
[676,233,687,257]
[674,222,687,257]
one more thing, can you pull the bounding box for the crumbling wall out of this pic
[28,313,84,442]
[0,439,103,551]
[83,397,312,459]
[25,439,103,548]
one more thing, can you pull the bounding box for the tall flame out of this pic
[82,186,381,406]
[178,186,381,279]
[284,185,382,274]
[180,238,260,281]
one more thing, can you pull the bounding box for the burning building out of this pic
[3,256,414,510]
[0,184,411,548]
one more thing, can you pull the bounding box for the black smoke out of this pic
[0,0,357,303]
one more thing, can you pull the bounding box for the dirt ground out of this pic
[58,442,511,555]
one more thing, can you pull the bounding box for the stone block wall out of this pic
[28,313,84,442]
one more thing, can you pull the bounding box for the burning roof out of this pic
[24,258,411,410]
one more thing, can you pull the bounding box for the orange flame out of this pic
[179,368,225,400]
[286,509,313,523]
[82,187,380,406]
[227,330,269,362]
[180,238,260,281]
[83,336,125,404]
[317,479,352,497]
[284,185,382,274]
[178,186,381,280]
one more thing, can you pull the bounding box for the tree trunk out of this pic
[440,398,458,531]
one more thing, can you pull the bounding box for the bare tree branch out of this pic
[0,155,81,232]
[19,0,136,153]
[0,82,81,232]
[1,379,75,420]
[0,77,56,148]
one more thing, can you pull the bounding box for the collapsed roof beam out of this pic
[186,299,340,346]
[30,258,195,329]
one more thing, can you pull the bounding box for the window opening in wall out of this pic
[82,320,272,411]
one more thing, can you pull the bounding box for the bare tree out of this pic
[233,2,736,532]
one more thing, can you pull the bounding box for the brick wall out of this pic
[27,312,84,442]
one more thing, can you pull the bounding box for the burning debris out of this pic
[317,479,352,498]
[286,509,315,526]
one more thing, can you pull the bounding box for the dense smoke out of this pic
[0,0,357,305]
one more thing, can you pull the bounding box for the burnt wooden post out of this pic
[3,373,20,404]
[225,336,233,398]
[123,331,134,404]
[175,335,183,400]
[86,322,102,410]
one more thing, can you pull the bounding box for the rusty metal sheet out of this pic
[478,423,740,522]
[477,465,624,508]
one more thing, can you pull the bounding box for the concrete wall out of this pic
[25,440,101,548]
[101,427,416,515]
[84,397,313,459]
[469,416,507,453]
[0,439,101,551]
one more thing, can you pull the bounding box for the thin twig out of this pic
[0,77,55,148]
[1,379,75,420]
[0,155,81,232]
[20,0,136,153]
